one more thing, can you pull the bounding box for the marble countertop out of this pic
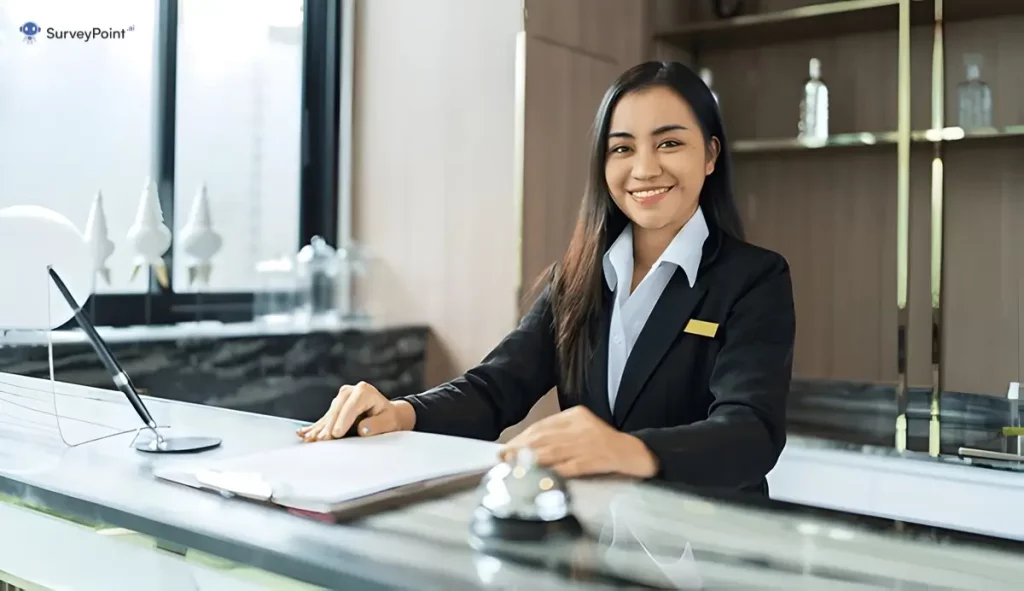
[0,318,423,346]
[1,372,1023,590]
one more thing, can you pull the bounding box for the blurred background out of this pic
[1,0,1023,479]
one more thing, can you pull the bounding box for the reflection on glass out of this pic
[173,0,303,292]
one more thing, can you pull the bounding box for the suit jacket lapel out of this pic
[586,287,614,424]
[612,268,708,425]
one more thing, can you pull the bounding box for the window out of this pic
[173,0,303,293]
[0,0,343,327]
[0,0,157,295]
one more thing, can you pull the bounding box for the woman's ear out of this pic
[705,137,721,176]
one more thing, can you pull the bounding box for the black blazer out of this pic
[402,222,796,495]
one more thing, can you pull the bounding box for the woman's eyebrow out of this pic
[608,124,688,139]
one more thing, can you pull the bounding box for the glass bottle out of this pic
[336,240,373,324]
[957,53,993,129]
[253,254,298,326]
[295,235,339,326]
[798,58,829,142]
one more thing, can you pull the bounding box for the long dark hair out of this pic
[546,60,744,395]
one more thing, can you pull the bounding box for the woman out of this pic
[298,61,795,496]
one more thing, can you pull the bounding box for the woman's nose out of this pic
[631,149,662,180]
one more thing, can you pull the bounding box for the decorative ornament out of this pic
[180,183,223,287]
[83,190,115,286]
[125,178,172,288]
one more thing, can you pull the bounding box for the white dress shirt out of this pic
[601,206,709,410]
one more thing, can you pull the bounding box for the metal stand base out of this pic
[134,435,222,454]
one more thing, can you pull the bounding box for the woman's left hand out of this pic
[500,406,659,479]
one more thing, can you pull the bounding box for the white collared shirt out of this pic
[601,206,709,410]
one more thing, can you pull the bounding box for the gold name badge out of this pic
[684,319,718,338]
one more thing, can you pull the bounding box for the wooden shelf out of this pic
[653,0,902,51]
[732,126,1024,154]
[653,0,1024,51]
[732,131,898,153]
[913,125,1024,143]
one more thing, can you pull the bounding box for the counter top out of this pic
[1,371,1022,590]
[0,318,411,346]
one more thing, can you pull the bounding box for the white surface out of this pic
[768,440,1024,541]
[0,205,93,330]
[0,501,264,591]
[159,431,503,512]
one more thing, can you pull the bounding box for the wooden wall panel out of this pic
[351,0,523,386]
[937,16,1024,395]
[736,150,889,382]
[526,0,648,68]
[941,141,1024,396]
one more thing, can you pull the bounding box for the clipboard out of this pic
[153,431,501,522]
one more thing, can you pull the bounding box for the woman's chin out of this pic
[625,209,676,231]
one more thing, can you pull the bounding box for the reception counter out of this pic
[1,371,1023,590]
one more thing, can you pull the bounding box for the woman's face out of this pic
[604,85,719,233]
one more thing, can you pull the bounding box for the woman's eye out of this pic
[610,145,631,154]
[660,140,682,149]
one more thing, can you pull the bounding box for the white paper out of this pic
[159,431,502,510]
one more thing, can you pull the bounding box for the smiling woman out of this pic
[299,61,796,499]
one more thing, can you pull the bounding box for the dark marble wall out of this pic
[0,326,430,423]
[786,379,1015,456]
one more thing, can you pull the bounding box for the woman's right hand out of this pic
[296,381,416,442]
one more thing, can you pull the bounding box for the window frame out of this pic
[85,0,345,328]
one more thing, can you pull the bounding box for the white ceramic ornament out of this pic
[125,178,172,288]
[180,183,223,287]
[83,190,115,286]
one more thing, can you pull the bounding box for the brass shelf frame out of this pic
[895,0,912,453]
[927,0,945,459]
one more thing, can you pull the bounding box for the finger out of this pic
[356,412,396,437]
[296,416,323,435]
[530,441,572,467]
[331,383,373,438]
[507,426,557,453]
[505,421,552,448]
[302,416,329,442]
[312,386,351,440]
[296,421,319,439]
[551,457,589,479]
[498,445,519,463]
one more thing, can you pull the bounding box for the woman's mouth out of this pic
[629,186,673,206]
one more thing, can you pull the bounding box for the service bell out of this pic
[469,447,583,543]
